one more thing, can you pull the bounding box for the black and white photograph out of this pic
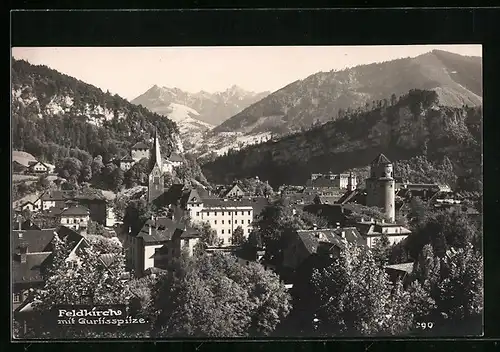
[11,44,483,339]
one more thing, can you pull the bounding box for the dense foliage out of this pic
[152,252,291,337]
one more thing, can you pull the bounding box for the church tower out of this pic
[148,128,164,204]
[365,153,395,222]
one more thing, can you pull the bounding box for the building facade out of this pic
[59,206,90,232]
[131,142,150,162]
[365,153,396,223]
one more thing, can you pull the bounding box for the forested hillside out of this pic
[11,59,181,165]
[203,89,482,190]
[214,50,482,135]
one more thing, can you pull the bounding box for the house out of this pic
[233,246,275,272]
[27,161,50,174]
[19,201,37,213]
[354,219,412,248]
[154,184,270,247]
[59,206,90,232]
[308,172,357,190]
[117,155,135,171]
[40,190,67,211]
[302,204,349,227]
[167,152,183,168]
[336,189,367,205]
[39,189,107,225]
[131,142,150,162]
[124,216,201,276]
[12,226,84,312]
[222,183,247,198]
[13,226,123,336]
[282,227,365,270]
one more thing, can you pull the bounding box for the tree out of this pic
[309,243,415,336]
[124,158,149,188]
[344,204,387,223]
[372,233,391,266]
[87,220,109,237]
[193,222,218,247]
[56,157,83,182]
[91,155,104,179]
[30,235,130,338]
[152,252,291,337]
[232,226,245,246]
[253,199,306,263]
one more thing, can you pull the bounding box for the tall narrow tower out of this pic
[365,153,395,222]
[148,128,164,204]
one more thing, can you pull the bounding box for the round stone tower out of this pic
[365,153,395,222]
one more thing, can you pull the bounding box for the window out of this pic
[228,220,231,224]
[222,229,225,234]
[228,229,231,234]
[154,177,160,184]
[214,220,217,225]
[13,293,21,303]
[207,212,210,216]
[248,219,251,224]
[248,228,251,233]
[241,220,244,224]
[248,211,251,215]
[222,220,224,224]
[196,212,200,216]
[215,212,217,216]
[222,212,224,216]
[241,211,244,216]
[246,261,249,266]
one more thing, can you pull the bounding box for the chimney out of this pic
[370,218,374,223]
[313,223,318,230]
[336,222,340,229]
[341,231,345,238]
[149,224,152,236]
[18,217,22,231]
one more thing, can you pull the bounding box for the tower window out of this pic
[154,177,160,184]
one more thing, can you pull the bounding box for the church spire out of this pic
[150,127,163,172]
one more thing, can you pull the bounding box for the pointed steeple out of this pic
[150,128,163,172]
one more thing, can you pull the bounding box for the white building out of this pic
[124,217,201,276]
[59,206,90,232]
[354,219,411,248]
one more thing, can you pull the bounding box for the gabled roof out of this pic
[132,142,149,150]
[40,190,67,201]
[12,229,57,253]
[168,152,183,163]
[120,155,135,162]
[12,226,84,284]
[136,217,181,243]
[60,206,90,217]
[371,153,391,165]
[295,227,365,255]
[385,262,414,274]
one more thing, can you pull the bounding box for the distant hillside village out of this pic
[12,129,481,338]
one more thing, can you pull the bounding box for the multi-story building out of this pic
[124,216,201,276]
[117,155,135,171]
[309,172,357,190]
[131,142,150,162]
[59,206,90,232]
[27,161,50,174]
[354,218,411,248]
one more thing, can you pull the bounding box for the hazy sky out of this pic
[12,45,481,101]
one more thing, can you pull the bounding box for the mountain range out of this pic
[131,84,270,126]
[213,50,482,135]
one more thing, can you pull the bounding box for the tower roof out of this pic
[149,128,163,172]
[371,153,391,165]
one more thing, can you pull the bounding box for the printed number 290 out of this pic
[417,322,434,329]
